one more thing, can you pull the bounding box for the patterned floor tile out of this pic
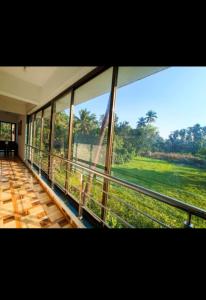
[0,156,73,228]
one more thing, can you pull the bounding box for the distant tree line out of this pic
[51,108,206,164]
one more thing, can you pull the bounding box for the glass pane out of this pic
[28,116,32,145]
[70,68,113,219]
[52,93,71,158]
[33,111,42,166]
[32,115,35,147]
[28,116,33,161]
[110,66,206,228]
[11,124,16,141]
[72,67,113,172]
[33,111,42,149]
[41,106,51,174]
[0,122,11,141]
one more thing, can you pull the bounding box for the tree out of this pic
[135,124,160,154]
[145,110,157,124]
[137,117,146,128]
[74,109,98,135]
[53,111,69,154]
[179,129,186,141]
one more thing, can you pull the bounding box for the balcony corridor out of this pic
[0,155,73,228]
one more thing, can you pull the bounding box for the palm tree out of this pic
[75,109,98,135]
[145,110,157,124]
[137,117,146,128]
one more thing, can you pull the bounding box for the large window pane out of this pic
[72,68,113,171]
[27,116,33,161]
[52,93,71,189]
[33,111,42,149]
[28,116,33,146]
[41,106,51,174]
[70,68,113,217]
[33,111,42,166]
[108,67,206,228]
[0,122,11,141]
[53,93,71,157]
[11,124,16,141]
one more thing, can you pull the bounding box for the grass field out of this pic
[53,155,206,228]
[108,156,206,228]
[112,156,206,210]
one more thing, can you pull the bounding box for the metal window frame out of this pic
[0,120,16,142]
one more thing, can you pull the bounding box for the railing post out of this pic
[51,157,55,190]
[184,212,193,228]
[78,175,85,220]
[39,150,41,177]
[31,147,34,170]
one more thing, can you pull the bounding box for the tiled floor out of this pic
[0,155,73,228]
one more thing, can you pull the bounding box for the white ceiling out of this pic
[0,66,167,116]
[0,66,96,115]
[0,67,57,86]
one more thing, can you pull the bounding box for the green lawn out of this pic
[112,156,206,210]
[54,155,206,228]
[109,156,206,228]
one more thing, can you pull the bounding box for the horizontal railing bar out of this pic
[25,144,206,220]
[82,189,168,228]
[105,191,170,228]
[86,195,135,228]
[82,183,168,227]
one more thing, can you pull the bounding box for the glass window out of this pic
[27,116,33,161]
[72,68,113,172]
[33,111,42,166]
[28,116,33,146]
[0,122,12,141]
[41,106,51,174]
[11,124,16,141]
[70,68,113,218]
[52,93,71,189]
[108,67,206,228]
[33,111,42,149]
[52,93,71,157]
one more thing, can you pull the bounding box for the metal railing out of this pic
[25,144,206,228]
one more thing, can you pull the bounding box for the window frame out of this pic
[0,121,16,142]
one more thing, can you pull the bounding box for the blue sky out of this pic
[75,67,206,139]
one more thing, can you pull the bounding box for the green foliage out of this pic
[53,111,69,155]
[0,122,11,141]
[166,123,206,155]
[110,156,206,228]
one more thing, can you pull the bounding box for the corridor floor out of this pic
[0,156,72,228]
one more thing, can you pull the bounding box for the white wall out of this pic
[17,114,26,160]
[0,111,18,123]
[0,95,27,115]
